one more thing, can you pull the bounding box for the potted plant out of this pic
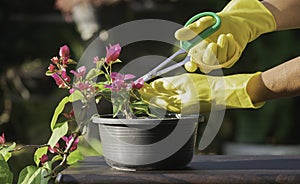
[58,43,202,171]
[0,43,202,183]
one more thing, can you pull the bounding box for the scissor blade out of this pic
[156,56,190,76]
[139,49,186,82]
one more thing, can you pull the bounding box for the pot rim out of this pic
[92,113,204,125]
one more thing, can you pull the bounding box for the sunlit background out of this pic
[1,0,300,182]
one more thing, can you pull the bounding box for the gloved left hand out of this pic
[139,73,264,114]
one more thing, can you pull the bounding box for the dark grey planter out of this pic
[93,114,202,171]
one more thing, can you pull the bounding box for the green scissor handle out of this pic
[180,12,221,51]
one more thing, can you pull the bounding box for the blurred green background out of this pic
[1,0,300,182]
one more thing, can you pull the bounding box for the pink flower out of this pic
[63,109,75,119]
[0,133,5,145]
[51,69,71,88]
[39,154,48,165]
[61,70,71,83]
[62,135,79,152]
[59,45,70,65]
[49,143,60,154]
[76,82,90,91]
[51,73,61,86]
[70,66,86,78]
[105,44,121,64]
[132,78,144,89]
[70,81,95,94]
[93,56,100,64]
[110,72,135,81]
[70,81,95,100]
[105,72,136,92]
[48,64,56,72]
[51,56,59,64]
[69,88,75,94]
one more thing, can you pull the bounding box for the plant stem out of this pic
[50,107,92,177]
[9,144,49,152]
[124,100,134,119]
[50,131,81,177]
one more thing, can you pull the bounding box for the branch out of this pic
[50,131,81,177]
[9,144,49,152]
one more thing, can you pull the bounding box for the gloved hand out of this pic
[139,73,264,114]
[176,0,276,73]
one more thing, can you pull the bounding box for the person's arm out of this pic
[262,0,300,30]
[247,56,300,103]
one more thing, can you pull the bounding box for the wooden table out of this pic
[56,155,300,184]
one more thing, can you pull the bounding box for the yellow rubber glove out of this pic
[140,72,264,114]
[176,0,276,73]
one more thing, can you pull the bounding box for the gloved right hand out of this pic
[176,0,276,73]
[139,72,265,114]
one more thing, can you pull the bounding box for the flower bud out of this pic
[0,133,5,144]
[51,56,59,64]
[39,154,49,165]
[48,64,56,72]
[105,44,121,64]
[59,45,70,58]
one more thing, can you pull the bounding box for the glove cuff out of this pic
[248,0,277,41]
[213,72,265,109]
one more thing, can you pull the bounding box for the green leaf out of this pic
[45,71,54,76]
[17,166,50,184]
[51,96,69,131]
[100,88,112,100]
[67,150,84,165]
[69,90,84,102]
[113,59,122,63]
[41,155,62,174]
[18,166,37,184]
[131,100,148,105]
[94,81,110,90]
[67,59,77,65]
[95,96,102,104]
[51,155,63,163]
[86,68,103,80]
[96,60,105,69]
[33,147,48,166]
[0,142,16,162]
[112,100,123,117]
[47,121,68,148]
[0,155,13,184]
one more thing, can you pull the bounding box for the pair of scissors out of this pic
[139,12,221,82]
